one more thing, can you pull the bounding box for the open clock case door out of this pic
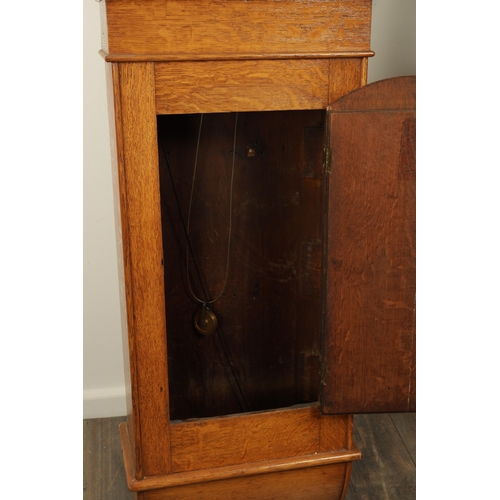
[321,76,416,415]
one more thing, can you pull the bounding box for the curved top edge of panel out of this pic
[329,76,416,112]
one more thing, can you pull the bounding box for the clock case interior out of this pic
[158,109,326,421]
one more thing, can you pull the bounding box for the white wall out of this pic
[368,0,416,83]
[83,0,416,419]
[83,0,126,418]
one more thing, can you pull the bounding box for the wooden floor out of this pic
[83,413,415,500]
[346,414,416,500]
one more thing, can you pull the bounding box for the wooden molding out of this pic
[100,50,375,63]
[102,0,372,59]
[120,422,361,493]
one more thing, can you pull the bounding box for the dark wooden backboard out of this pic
[158,110,325,420]
[321,76,416,414]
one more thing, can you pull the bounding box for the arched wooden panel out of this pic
[321,76,416,414]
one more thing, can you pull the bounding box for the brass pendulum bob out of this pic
[184,113,238,338]
[193,304,218,336]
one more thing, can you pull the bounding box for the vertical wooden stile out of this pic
[328,59,365,104]
[110,62,172,478]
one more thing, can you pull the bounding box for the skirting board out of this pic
[83,386,126,419]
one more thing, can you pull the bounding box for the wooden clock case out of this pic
[99,1,415,499]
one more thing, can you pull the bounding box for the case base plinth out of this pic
[137,463,352,500]
[120,406,361,500]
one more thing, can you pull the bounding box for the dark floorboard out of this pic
[83,417,132,500]
[83,413,415,500]
[345,414,416,500]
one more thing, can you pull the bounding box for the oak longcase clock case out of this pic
[99,1,415,498]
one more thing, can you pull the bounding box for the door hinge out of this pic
[323,146,332,173]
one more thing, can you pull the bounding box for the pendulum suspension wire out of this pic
[186,113,237,306]
[158,114,250,412]
[159,135,210,304]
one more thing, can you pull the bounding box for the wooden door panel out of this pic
[321,77,416,414]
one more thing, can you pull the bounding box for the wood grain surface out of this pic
[158,111,326,420]
[83,418,133,500]
[322,77,416,414]
[155,59,330,114]
[106,62,138,468]
[140,463,349,500]
[111,62,172,478]
[170,406,350,472]
[103,0,372,59]
[103,51,375,63]
[328,58,366,104]
[155,57,367,114]
[390,412,416,465]
[83,414,415,500]
[345,414,416,499]
[121,420,360,493]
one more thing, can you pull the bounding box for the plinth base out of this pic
[120,405,361,500]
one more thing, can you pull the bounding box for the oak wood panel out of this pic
[106,62,137,469]
[319,415,356,451]
[319,412,351,452]
[340,463,354,500]
[361,57,369,85]
[122,421,359,492]
[141,463,349,500]
[155,60,330,114]
[155,58,370,115]
[322,77,416,414]
[294,121,326,404]
[113,62,171,477]
[103,0,372,59]
[331,77,416,111]
[328,58,365,104]
[170,406,349,472]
